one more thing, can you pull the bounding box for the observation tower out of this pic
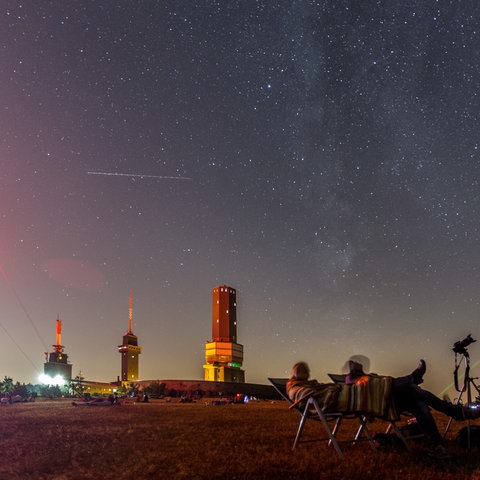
[203,285,245,382]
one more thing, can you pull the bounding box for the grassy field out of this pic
[0,398,479,480]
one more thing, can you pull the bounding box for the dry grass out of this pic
[0,398,479,479]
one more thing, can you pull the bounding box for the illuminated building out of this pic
[118,292,141,382]
[203,285,245,382]
[43,317,72,381]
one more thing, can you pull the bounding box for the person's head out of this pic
[342,355,370,374]
[290,361,310,381]
[348,360,364,374]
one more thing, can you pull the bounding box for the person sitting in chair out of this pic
[287,360,479,455]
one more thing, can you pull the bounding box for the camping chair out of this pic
[328,374,424,449]
[268,378,376,458]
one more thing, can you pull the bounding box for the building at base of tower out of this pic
[43,318,72,382]
[203,285,245,383]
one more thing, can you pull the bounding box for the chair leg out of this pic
[331,416,342,436]
[293,411,308,450]
[354,422,364,443]
[312,400,344,458]
[388,422,409,450]
[355,417,376,450]
[293,398,344,458]
[328,417,342,446]
[318,414,344,458]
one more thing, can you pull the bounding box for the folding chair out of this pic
[327,373,424,449]
[268,378,376,458]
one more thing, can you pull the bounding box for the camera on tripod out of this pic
[453,334,476,355]
[447,333,480,447]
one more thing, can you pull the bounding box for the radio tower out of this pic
[43,317,73,381]
[118,291,142,382]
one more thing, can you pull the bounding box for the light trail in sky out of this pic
[0,264,46,372]
[0,264,48,352]
[0,322,41,373]
[437,358,480,399]
[87,171,192,180]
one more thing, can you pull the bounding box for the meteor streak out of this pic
[87,171,192,180]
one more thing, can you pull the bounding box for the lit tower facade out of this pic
[118,292,142,382]
[203,285,245,383]
[44,317,72,381]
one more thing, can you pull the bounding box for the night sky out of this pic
[1,2,480,395]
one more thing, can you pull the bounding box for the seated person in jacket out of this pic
[286,360,479,452]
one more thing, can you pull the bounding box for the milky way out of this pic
[1,2,480,394]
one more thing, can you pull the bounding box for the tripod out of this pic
[443,349,480,448]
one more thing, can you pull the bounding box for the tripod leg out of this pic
[443,386,465,440]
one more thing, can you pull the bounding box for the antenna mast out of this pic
[128,290,133,334]
[53,316,64,354]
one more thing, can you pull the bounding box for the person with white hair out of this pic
[287,359,479,456]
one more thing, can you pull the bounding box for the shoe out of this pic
[412,359,426,385]
[432,444,451,460]
[462,405,480,420]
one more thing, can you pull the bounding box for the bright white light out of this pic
[39,374,65,386]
